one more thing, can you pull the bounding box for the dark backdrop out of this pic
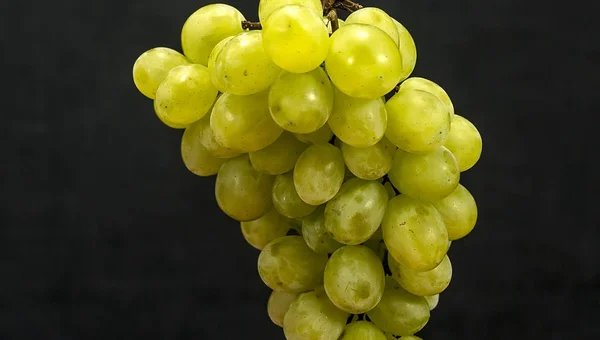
[2,0,598,339]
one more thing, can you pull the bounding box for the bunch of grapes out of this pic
[132,0,483,338]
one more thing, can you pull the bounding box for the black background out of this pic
[2,0,599,339]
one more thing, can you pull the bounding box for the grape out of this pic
[268,67,334,133]
[294,123,334,145]
[210,91,283,152]
[272,172,318,219]
[181,4,245,65]
[432,184,478,240]
[293,144,345,205]
[156,109,188,129]
[258,236,328,293]
[325,24,402,99]
[154,64,218,125]
[262,5,330,73]
[258,0,323,23]
[367,277,430,336]
[324,17,345,34]
[389,253,452,296]
[388,147,460,202]
[328,88,387,148]
[189,111,240,159]
[391,19,417,82]
[181,122,227,176]
[249,132,307,175]
[241,207,292,250]
[215,155,275,221]
[132,47,189,99]
[444,115,483,171]
[362,227,386,261]
[209,31,281,95]
[340,321,387,340]
[324,245,385,313]
[341,138,396,180]
[207,36,234,83]
[384,182,397,200]
[345,7,399,45]
[424,294,439,311]
[301,206,343,254]
[399,77,454,119]
[400,336,423,340]
[385,89,451,154]
[267,290,298,327]
[382,195,449,272]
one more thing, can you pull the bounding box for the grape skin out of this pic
[341,138,396,180]
[294,123,334,145]
[301,206,343,254]
[400,77,455,119]
[267,290,298,327]
[249,132,307,175]
[389,253,453,296]
[345,7,400,45]
[293,144,345,205]
[432,183,478,240]
[241,207,292,250]
[444,114,483,171]
[190,111,240,159]
[133,47,189,100]
[180,122,226,176]
[258,0,323,23]
[391,19,417,82]
[425,294,439,311]
[272,172,318,219]
[340,321,387,340]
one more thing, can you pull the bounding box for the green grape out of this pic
[241,207,292,250]
[267,290,298,327]
[132,47,189,99]
[258,0,323,22]
[324,245,385,313]
[391,19,417,82]
[293,144,345,205]
[273,172,318,219]
[181,4,245,65]
[367,277,430,336]
[424,294,439,311]
[345,7,399,45]
[207,36,234,85]
[325,178,388,245]
[444,115,483,171]
[362,227,386,261]
[283,289,349,340]
[343,164,356,182]
[268,67,334,133]
[294,123,333,145]
[388,147,460,202]
[389,254,452,296]
[399,77,454,119]
[249,132,307,175]
[324,17,345,34]
[156,109,188,129]
[301,206,343,254]
[210,31,281,95]
[215,155,275,221]
[400,336,424,340]
[341,138,396,180]
[382,195,449,272]
[384,182,397,200]
[258,236,328,293]
[326,24,402,99]
[385,89,451,154]
[262,5,330,73]
[340,321,387,340]
[154,64,218,125]
[181,122,226,176]
[329,88,387,147]
[432,183,478,240]
[210,91,283,152]
[189,112,240,159]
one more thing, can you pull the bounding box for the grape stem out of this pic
[326,9,340,33]
[330,0,364,13]
[241,20,262,30]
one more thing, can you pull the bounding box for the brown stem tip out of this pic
[241,20,262,30]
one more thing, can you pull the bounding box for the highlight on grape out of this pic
[132,0,483,338]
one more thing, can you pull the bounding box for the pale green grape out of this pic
[241,207,292,250]
[301,206,343,254]
[259,0,323,22]
[324,245,385,313]
[262,5,330,73]
[293,144,345,205]
[249,132,307,175]
[341,138,396,180]
[340,321,387,340]
[154,64,218,125]
[399,77,454,119]
[362,227,386,261]
[444,115,483,171]
[400,336,423,340]
[324,17,345,34]
[432,183,478,240]
[210,91,283,152]
[273,172,318,219]
[267,290,298,327]
[215,155,275,221]
[283,289,349,340]
[181,4,245,65]
[268,67,334,133]
[258,236,328,293]
[382,195,449,272]
[329,88,387,148]
[207,36,234,85]
[133,47,189,99]
[156,109,188,129]
[294,123,333,144]
[367,277,430,336]
[389,254,452,296]
[384,182,397,200]
[345,7,399,45]
[181,122,226,176]
[392,19,417,82]
[385,89,451,153]
[425,294,439,311]
[388,147,460,202]
[189,111,240,159]
[325,24,402,99]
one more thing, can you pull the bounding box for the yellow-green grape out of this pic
[215,155,275,221]
[326,24,402,99]
[432,183,478,240]
[156,109,188,129]
[258,236,328,293]
[340,321,387,340]
[180,122,226,176]
[249,132,307,175]
[392,19,417,82]
[329,88,388,147]
[367,277,430,336]
[388,147,460,202]
[400,336,424,340]
[132,47,189,99]
[324,17,345,34]
[272,172,318,219]
[382,195,449,272]
[389,253,452,296]
[267,290,298,327]
[425,294,439,311]
[301,206,343,254]
[345,7,399,45]
[181,4,245,65]
[444,115,483,171]
[207,36,234,85]
[241,207,292,250]
[362,228,386,261]
[341,138,396,180]
[189,112,240,159]
[385,89,451,154]
[210,31,281,95]
[384,182,397,200]
[268,67,334,133]
[283,289,349,340]
[325,178,388,245]
[293,144,345,205]
[324,246,385,313]
[210,91,283,152]
[294,123,334,145]
[400,77,454,119]
[262,5,330,73]
[258,0,323,22]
